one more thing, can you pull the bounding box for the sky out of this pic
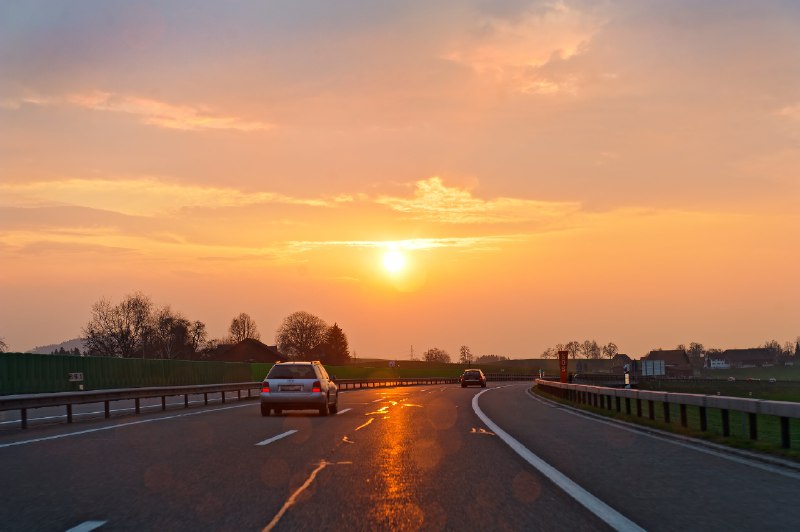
[1,0,799,358]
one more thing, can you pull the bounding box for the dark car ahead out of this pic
[460,369,486,388]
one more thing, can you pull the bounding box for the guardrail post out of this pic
[699,406,707,432]
[648,401,655,420]
[749,413,757,440]
[162,396,166,411]
[21,408,27,429]
[135,398,140,414]
[663,402,670,424]
[221,391,226,404]
[636,398,642,417]
[204,393,208,405]
[615,397,621,412]
[680,404,687,428]
[105,401,110,419]
[780,417,790,449]
[67,404,73,423]
[184,394,189,408]
[625,397,631,415]
[721,410,730,437]
[237,390,241,401]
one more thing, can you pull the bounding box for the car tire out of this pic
[319,400,329,417]
[275,408,282,415]
[481,383,486,388]
[260,404,271,417]
[330,394,338,414]
[461,383,466,388]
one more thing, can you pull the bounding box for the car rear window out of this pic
[267,365,317,379]
[465,371,481,377]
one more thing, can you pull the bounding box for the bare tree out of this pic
[580,340,601,359]
[0,336,7,353]
[687,342,704,360]
[541,347,556,359]
[151,306,191,359]
[229,312,260,343]
[275,311,328,360]
[565,341,581,360]
[459,345,473,365]
[423,347,451,363]
[602,342,618,359]
[83,292,153,357]
[188,320,207,354]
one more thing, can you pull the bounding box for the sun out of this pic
[382,250,406,274]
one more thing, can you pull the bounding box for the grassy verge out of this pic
[534,386,800,462]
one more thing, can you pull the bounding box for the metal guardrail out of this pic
[0,382,262,429]
[536,379,800,449]
[335,374,536,390]
[0,375,540,429]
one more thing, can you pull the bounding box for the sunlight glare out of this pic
[383,250,406,274]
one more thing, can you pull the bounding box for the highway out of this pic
[1,383,799,531]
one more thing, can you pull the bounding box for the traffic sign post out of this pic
[558,351,569,383]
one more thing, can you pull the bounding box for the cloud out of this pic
[67,91,272,131]
[1,91,271,132]
[443,1,603,93]
[0,178,333,216]
[375,177,580,223]
[284,235,528,253]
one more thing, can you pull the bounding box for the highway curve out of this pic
[0,383,798,531]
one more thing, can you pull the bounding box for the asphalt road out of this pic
[0,383,798,531]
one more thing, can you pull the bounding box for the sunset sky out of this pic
[1,1,798,358]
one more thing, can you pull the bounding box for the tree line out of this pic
[419,345,510,365]
[80,292,350,364]
[540,340,619,360]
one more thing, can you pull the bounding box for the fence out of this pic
[0,353,257,394]
[536,379,800,450]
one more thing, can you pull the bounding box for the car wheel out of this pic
[275,408,282,415]
[330,394,338,414]
[481,382,486,388]
[319,398,330,416]
[461,383,466,388]
[260,403,271,417]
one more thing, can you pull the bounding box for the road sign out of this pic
[558,351,569,383]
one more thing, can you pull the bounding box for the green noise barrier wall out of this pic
[0,353,260,395]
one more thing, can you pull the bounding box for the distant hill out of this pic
[27,338,86,355]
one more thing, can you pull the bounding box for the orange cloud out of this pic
[375,177,580,223]
[443,2,602,94]
[67,91,271,131]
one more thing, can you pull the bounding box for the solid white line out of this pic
[255,430,298,447]
[336,408,352,415]
[65,520,107,532]
[472,389,645,532]
[0,403,253,449]
[371,398,383,403]
[262,460,330,532]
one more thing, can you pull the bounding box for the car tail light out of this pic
[262,382,269,393]
[312,381,321,393]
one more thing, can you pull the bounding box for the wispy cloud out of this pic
[375,177,580,223]
[1,91,271,132]
[284,234,528,253]
[68,91,271,131]
[0,178,333,216]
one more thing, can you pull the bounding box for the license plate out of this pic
[281,385,301,392]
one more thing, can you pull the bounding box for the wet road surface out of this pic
[1,383,798,531]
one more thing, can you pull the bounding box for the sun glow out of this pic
[383,250,407,274]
